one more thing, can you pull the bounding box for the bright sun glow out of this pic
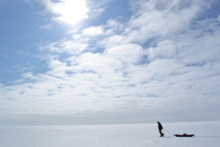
[51,0,89,25]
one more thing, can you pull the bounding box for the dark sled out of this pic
[174,133,194,137]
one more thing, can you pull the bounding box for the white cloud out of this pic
[218,15,220,22]
[83,26,104,36]
[105,19,125,34]
[44,0,89,24]
[176,27,220,65]
[148,40,177,60]
[39,24,53,30]
[82,19,125,38]
[100,35,128,48]
[86,0,113,17]
[9,64,35,75]
[104,44,144,64]
[15,50,31,56]
[36,0,114,25]
[1,0,220,124]
[67,52,124,76]
[124,0,212,43]
[41,39,88,54]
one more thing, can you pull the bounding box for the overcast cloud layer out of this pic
[0,0,220,125]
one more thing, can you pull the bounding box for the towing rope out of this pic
[163,129,174,135]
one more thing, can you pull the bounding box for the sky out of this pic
[0,0,220,125]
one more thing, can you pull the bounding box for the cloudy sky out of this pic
[0,0,220,125]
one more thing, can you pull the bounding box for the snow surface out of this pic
[0,121,219,147]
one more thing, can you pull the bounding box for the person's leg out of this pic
[159,130,163,136]
[161,130,164,136]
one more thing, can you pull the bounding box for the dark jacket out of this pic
[158,122,163,130]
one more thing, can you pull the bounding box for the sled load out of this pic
[174,133,194,137]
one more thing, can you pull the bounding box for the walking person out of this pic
[157,121,164,137]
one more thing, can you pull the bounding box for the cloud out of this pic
[82,19,125,38]
[176,23,220,65]
[14,50,31,56]
[39,24,53,30]
[34,0,113,25]
[44,0,89,24]
[218,15,220,22]
[86,0,113,17]
[9,64,35,75]
[0,53,8,58]
[1,0,220,124]
[104,44,144,64]
[124,0,213,43]
[83,26,104,36]
[100,35,128,48]
[40,39,88,54]
[148,40,177,60]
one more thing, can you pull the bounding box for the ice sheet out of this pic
[0,121,219,147]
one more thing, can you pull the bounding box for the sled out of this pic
[174,133,194,137]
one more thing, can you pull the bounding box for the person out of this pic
[157,121,164,137]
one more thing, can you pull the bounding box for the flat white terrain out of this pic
[0,121,219,147]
